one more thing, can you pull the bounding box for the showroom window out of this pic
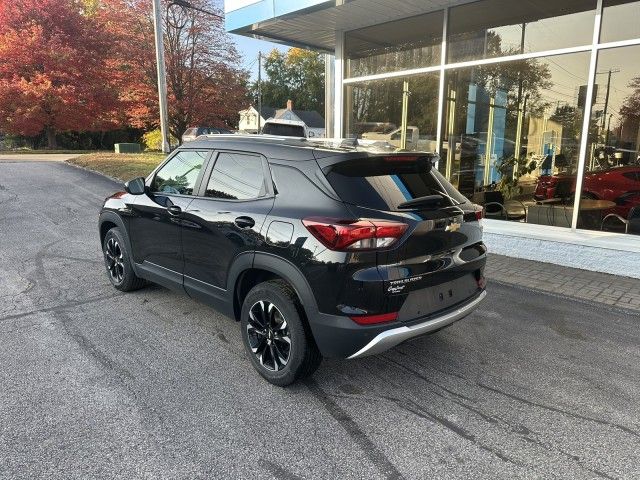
[447,0,596,63]
[345,11,443,78]
[600,1,640,43]
[580,45,640,235]
[440,52,591,226]
[344,73,440,151]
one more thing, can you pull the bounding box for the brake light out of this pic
[302,217,408,251]
[475,209,484,221]
[350,312,398,325]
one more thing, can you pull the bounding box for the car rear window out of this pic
[263,123,305,137]
[324,157,468,211]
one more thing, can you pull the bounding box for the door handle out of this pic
[234,216,255,229]
[167,205,182,216]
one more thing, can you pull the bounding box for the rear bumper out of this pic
[347,290,486,359]
[307,290,486,359]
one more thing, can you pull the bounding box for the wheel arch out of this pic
[99,211,137,273]
[229,253,318,323]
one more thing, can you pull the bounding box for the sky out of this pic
[212,0,288,80]
[232,34,288,80]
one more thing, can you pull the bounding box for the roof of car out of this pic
[181,134,438,161]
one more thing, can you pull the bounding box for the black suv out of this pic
[99,136,487,385]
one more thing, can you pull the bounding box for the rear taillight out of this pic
[302,217,408,251]
[475,209,484,221]
[350,312,398,325]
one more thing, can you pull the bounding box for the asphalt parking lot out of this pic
[1,159,639,479]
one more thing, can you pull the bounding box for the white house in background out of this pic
[238,100,325,138]
[238,105,276,134]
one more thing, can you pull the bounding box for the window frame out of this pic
[146,148,213,198]
[196,149,274,202]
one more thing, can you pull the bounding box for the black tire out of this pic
[240,280,322,386]
[102,227,146,292]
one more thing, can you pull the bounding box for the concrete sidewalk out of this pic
[0,153,82,162]
[486,253,640,313]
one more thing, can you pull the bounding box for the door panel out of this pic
[128,150,209,278]
[182,151,274,292]
[129,193,194,273]
[182,197,274,289]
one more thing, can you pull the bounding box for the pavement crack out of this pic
[386,354,640,442]
[382,356,476,403]
[259,459,303,480]
[477,382,640,440]
[304,379,404,480]
[0,293,122,323]
[379,394,526,469]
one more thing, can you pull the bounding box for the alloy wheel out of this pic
[246,300,291,371]
[105,237,125,283]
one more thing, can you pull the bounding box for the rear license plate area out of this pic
[398,274,478,321]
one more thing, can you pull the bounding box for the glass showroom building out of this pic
[225,0,640,277]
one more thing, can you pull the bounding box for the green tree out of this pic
[253,48,324,113]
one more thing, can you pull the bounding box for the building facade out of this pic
[225,0,640,278]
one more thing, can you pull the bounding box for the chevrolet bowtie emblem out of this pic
[446,222,461,232]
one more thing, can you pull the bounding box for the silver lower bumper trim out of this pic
[347,291,487,359]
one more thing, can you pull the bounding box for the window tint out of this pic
[345,10,442,78]
[205,152,266,200]
[152,151,207,195]
[448,0,596,63]
[325,157,467,211]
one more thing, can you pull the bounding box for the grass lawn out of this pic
[67,152,166,182]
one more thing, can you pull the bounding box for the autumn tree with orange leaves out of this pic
[0,0,248,149]
[0,0,124,148]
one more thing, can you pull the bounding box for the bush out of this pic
[142,129,178,151]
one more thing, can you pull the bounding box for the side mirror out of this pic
[124,177,146,195]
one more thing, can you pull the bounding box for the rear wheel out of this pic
[240,280,322,386]
[102,227,145,292]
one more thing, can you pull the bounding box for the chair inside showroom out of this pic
[473,191,526,221]
[601,205,640,235]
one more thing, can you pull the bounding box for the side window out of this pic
[152,151,207,195]
[205,152,266,200]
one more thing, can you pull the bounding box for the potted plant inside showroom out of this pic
[496,155,537,200]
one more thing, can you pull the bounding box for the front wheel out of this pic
[102,227,146,292]
[240,280,322,386]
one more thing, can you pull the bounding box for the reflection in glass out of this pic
[582,45,640,235]
[152,151,207,195]
[206,152,266,200]
[345,73,440,152]
[601,1,640,43]
[447,0,596,63]
[345,11,442,78]
[441,52,590,227]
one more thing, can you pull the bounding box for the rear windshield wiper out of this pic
[397,194,445,210]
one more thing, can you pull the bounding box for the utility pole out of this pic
[257,51,262,134]
[605,113,614,147]
[152,0,170,153]
[599,68,619,139]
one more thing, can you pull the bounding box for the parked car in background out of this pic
[534,166,640,218]
[98,136,487,386]
[262,118,309,138]
[182,127,233,143]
